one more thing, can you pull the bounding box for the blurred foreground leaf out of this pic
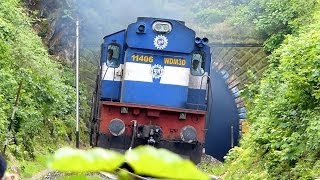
[48,147,125,172]
[125,146,210,180]
[47,146,210,179]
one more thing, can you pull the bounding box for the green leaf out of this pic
[89,148,125,172]
[48,147,125,172]
[125,146,210,180]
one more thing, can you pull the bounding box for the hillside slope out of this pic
[220,5,320,179]
[0,0,80,160]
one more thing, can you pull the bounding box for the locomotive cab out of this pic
[91,17,212,164]
[187,38,211,110]
[100,30,126,101]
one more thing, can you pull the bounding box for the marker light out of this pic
[152,21,172,33]
[138,24,145,32]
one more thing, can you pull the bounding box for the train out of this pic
[90,17,211,164]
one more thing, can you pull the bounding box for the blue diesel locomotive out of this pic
[90,17,211,163]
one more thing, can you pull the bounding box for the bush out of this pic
[221,6,320,179]
[0,0,83,159]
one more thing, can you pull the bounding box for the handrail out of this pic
[196,74,210,110]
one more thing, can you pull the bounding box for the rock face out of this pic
[25,0,75,63]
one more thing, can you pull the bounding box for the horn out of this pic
[195,37,201,44]
[202,37,209,44]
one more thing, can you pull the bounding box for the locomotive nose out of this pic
[180,125,197,143]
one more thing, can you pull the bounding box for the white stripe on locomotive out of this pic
[101,63,122,81]
[101,62,209,89]
[160,66,189,86]
[123,62,153,82]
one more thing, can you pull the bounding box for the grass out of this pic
[197,160,226,177]
[18,154,48,178]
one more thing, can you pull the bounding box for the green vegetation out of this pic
[233,0,318,51]
[0,0,87,176]
[18,154,47,177]
[191,0,319,179]
[191,0,318,49]
[211,1,320,179]
[48,146,210,180]
[189,0,261,43]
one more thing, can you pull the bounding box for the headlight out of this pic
[180,125,197,143]
[108,118,125,136]
[152,21,172,33]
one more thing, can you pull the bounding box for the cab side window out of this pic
[191,52,205,76]
[106,44,120,68]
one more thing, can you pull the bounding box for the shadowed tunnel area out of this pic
[204,44,267,161]
[205,69,239,161]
